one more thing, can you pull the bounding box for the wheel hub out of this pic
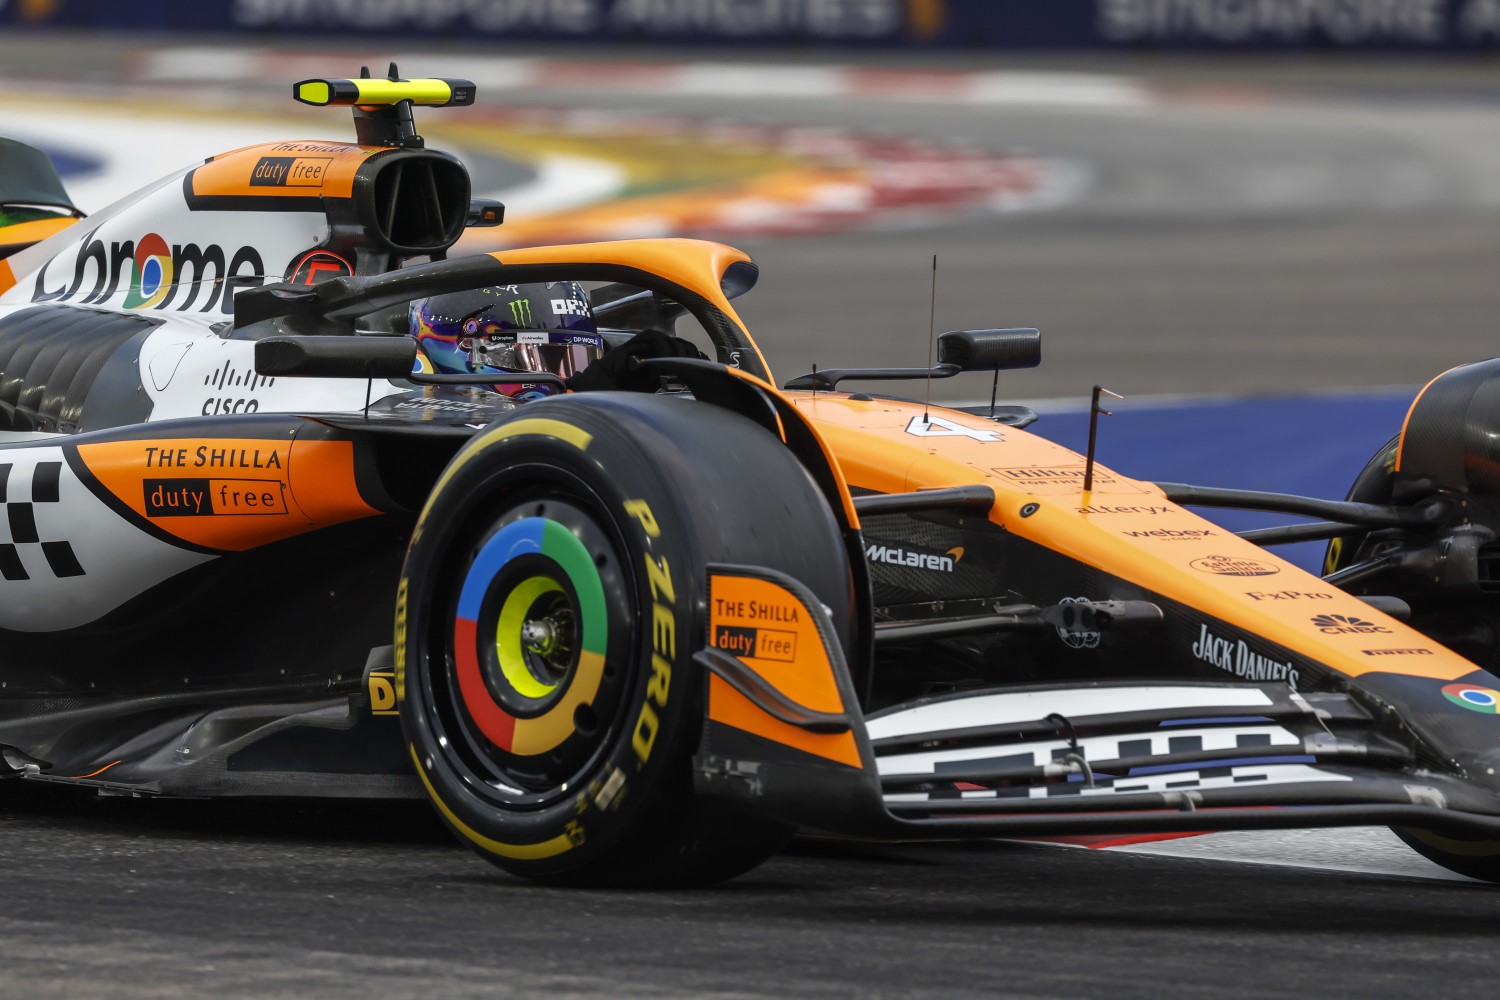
[443,501,626,793]
[521,608,575,677]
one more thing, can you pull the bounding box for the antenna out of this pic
[923,254,937,424]
[1083,385,1123,493]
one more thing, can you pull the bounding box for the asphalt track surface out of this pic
[5,35,1500,998]
[3,785,1495,1000]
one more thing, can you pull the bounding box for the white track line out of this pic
[477,154,628,217]
[1109,827,1480,883]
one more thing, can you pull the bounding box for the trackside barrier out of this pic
[3,0,1499,49]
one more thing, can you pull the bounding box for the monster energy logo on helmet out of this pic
[508,298,533,327]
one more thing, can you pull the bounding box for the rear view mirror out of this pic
[255,336,417,379]
[937,328,1040,372]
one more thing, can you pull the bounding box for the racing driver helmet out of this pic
[409,281,603,400]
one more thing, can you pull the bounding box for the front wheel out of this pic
[397,393,853,887]
[1322,434,1398,577]
[1394,827,1500,882]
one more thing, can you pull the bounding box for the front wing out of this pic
[693,564,1500,843]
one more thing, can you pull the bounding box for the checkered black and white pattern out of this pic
[0,448,217,633]
[875,724,1300,779]
[0,461,85,581]
[882,762,1351,805]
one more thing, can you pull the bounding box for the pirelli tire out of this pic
[1322,433,1398,577]
[396,392,854,887]
[1326,435,1500,882]
[1393,828,1500,883]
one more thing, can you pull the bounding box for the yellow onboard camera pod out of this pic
[293,77,476,108]
[290,66,478,148]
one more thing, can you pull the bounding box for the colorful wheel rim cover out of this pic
[1442,683,1500,714]
[454,516,608,755]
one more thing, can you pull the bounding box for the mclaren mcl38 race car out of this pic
[5,74,1500,888]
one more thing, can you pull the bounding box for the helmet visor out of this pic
[511,343,599,380]
[472,332,604,381]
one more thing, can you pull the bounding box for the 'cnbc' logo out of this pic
[1441,683,1500,714]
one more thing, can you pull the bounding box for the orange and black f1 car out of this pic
[5,75,1500,886]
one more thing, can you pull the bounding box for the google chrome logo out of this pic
[1442,683,1500,714]
[123,233,173,310]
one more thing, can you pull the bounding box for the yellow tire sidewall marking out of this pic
[417,418,593,538]
[410,744,576,860]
